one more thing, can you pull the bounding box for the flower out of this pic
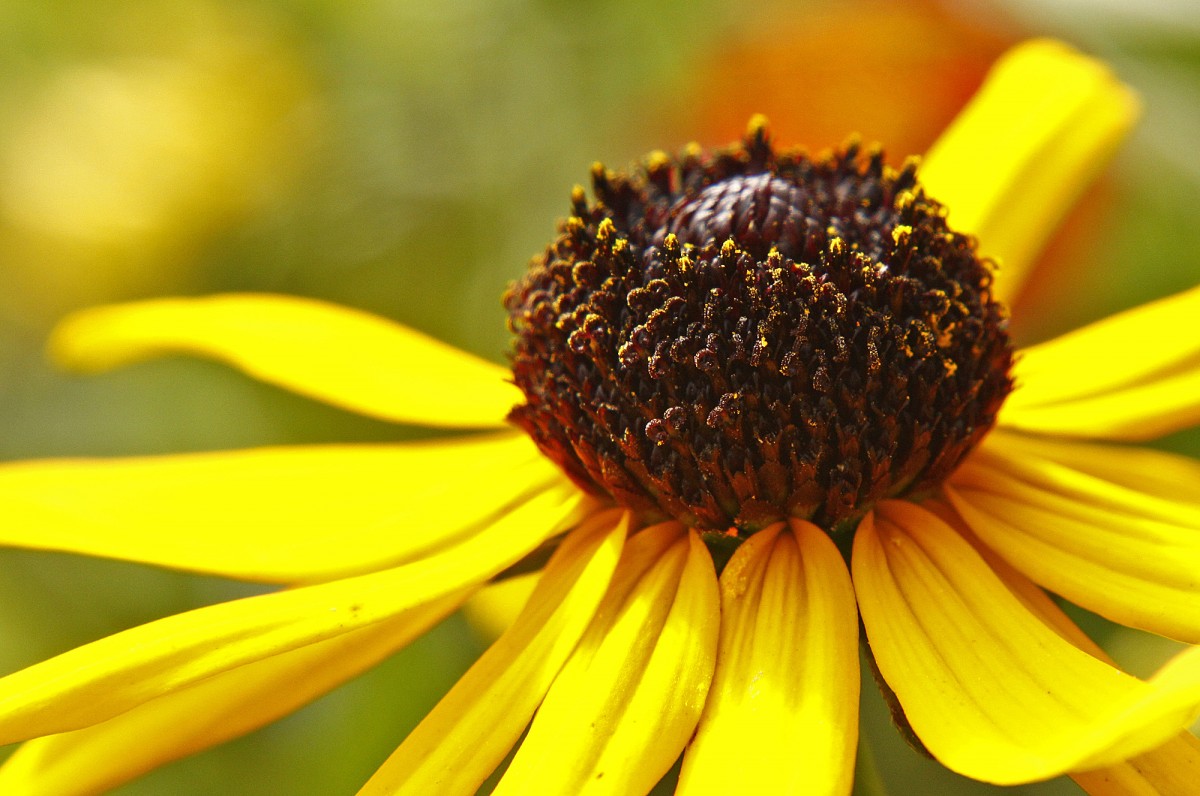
[1,38,1199,795]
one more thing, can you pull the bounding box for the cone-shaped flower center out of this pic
[506,122,1013,534]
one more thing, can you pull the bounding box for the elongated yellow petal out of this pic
[0,433,568,583]
[50,294,521,427]
[677,520,858,796]
[947,438,1200,643]
[1002,366,1200,442]
[1007,284,1200,405]
[980,429,1200,506]
[360,510,627,796]
[932,499,1200,795]
[854,500,1200,784]
[0,592,464,796]
[920,39,1138,305]
[0,484,583,745]
[494,524,720,796]
[1000,283,1200,439]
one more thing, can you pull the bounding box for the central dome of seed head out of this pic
[505,121,1013,533]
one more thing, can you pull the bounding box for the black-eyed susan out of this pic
[0,39,1198,795]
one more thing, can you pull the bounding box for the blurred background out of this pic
[0,0,1197,792]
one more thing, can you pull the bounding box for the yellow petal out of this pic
[947,436,1200,643]
[359,509,627,795]
[0,432,571,583]
[854,500,1200,785]
[920,39,1138,305]
[1007,284,1200,406]
[50,294,521,427]
[0,433,569,583]
[1000,283,1200,440]
[0,593,464,796]
[460,572,538,640]
[677,520,858,796]
[1072,733,1200,796]
[493,524,720,796]
[1003,368,1200,442]
[0,484,583,745]
[979,429,1200,506]
[931,499,1200,795]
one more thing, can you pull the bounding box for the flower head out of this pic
[506,125,1012,532]
[1,39,1199,796]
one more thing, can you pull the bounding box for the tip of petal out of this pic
[921,38,1139,305]
[47,302,149,374]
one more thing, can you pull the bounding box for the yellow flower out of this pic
[0,39,1198,795]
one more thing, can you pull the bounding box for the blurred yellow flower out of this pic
[0,0,313,321]
[1,40,1199,796]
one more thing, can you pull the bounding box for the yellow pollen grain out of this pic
[892,224,913,245]
[746,113,771,137]
[596,217,616,240]
[646,150,670,171]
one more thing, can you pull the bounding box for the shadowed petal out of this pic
[947,435,1200,643]
[0,433,569,583]
[854,500,1200,785]
[493,524,719,796]
[1000,284,1200,440]
[678,520,858,796]
[0,592,465,796]
[0,485,584,745]
[359,509,627,795]
[460,573,538,640]
[50,294,521,428]
[920,39,1138,305]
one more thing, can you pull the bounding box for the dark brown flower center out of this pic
[505,121,1013,535]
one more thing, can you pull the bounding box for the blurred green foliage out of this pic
[0,0,1197,793]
